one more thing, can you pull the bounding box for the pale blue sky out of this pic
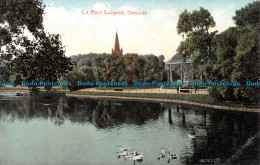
[42,0,257,60]
[44,0,256,12]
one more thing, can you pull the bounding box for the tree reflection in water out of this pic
[0,94,259,164]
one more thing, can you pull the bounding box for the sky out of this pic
[42,0,257,61]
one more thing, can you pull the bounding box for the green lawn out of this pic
[69,91,260,109]
[0,87,29,91]
[96,86,158,90]
[0,87,69,92]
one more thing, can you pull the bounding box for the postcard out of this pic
[0,0,259,165]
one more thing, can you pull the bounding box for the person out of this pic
[177,86,179,94]
[195,86,197,94]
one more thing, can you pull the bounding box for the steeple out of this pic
[112,31,123,56]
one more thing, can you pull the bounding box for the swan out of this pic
[161,148,170,156]
[132,150,144,161]
[117,150,128,157]
[125,154,133,160]
[157,153,165,160]
[188,134,195,138]
[119,146,129,152]
[189,130,196,138]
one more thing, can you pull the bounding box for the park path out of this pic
[79,88,208,94]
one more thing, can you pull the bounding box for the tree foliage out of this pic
[124,54,145,84]
[233,1,260,27]
[0,0,72,93]
[13,31,72,92]
[177,7,217,64]
[67,69,87,92]
[178,2,259,102]
[206,2,260,102]
[74,53,165,89]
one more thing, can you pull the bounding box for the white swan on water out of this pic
[158,148,170,160]
[119,146,129,152]
[117,146,129,157]
[161,148,170,155]
[132,150,144,161]
[188,134,195,138]
[117,151,128,156]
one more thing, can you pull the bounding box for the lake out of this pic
[0,92,259,165]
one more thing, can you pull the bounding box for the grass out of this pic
[0,87,69,92]
[162,86,207,89]
[0,87,29,91]
[96,86,158,90]
[68,91,260,109]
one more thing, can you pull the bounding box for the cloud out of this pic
[43,2,236,61]
[211,9,235,32]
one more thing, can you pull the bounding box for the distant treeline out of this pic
[67,53,167,91]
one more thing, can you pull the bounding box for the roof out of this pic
[166,53,193,66]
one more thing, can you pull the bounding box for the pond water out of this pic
[0,92,259,165]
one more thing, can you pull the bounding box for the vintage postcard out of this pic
[0,0,259,164]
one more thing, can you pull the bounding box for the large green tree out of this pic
[142,54,163,82]
[0,0,72,93]
[124,54,145,84]
[106,57,126,82]
[92,54,117,82]
[232,1,260,27]
[177,7,217,64]
[13,31,72,93]
[206,1,260,102]
[0,0,45,82]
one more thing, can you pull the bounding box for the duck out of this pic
[168,153,177,159]
[167,151,177,163]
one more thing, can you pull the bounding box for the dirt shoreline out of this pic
[66,94,260,113]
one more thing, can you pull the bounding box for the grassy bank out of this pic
[0,87,29,91]
[0,87,69,92]
[69,91,260,109]
[96,86,158,90]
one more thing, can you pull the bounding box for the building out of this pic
[111,31,123,56]
[166,53,193,83]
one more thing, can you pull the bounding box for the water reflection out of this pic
[0,93,259,165]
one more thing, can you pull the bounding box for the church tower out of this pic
[111,31,123,56]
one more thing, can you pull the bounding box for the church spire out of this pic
[112,31,123,56]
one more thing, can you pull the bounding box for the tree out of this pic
[0,0,72,93]
[158,55,165,69]
[67,69,87,91]
[92,54,116,82]
[106,57,126,82]
[78,65,95,82]
[231,25,260,101]
[177,7,217,64]
[124,54,145,84]
[142,55,163,82]
[13,31,72,93]
[0,0,45,83]
[0,0,44,33]
[233,1,260,27]
[206,1,260,102]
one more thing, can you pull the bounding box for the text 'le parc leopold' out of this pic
[82,9,147,16]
